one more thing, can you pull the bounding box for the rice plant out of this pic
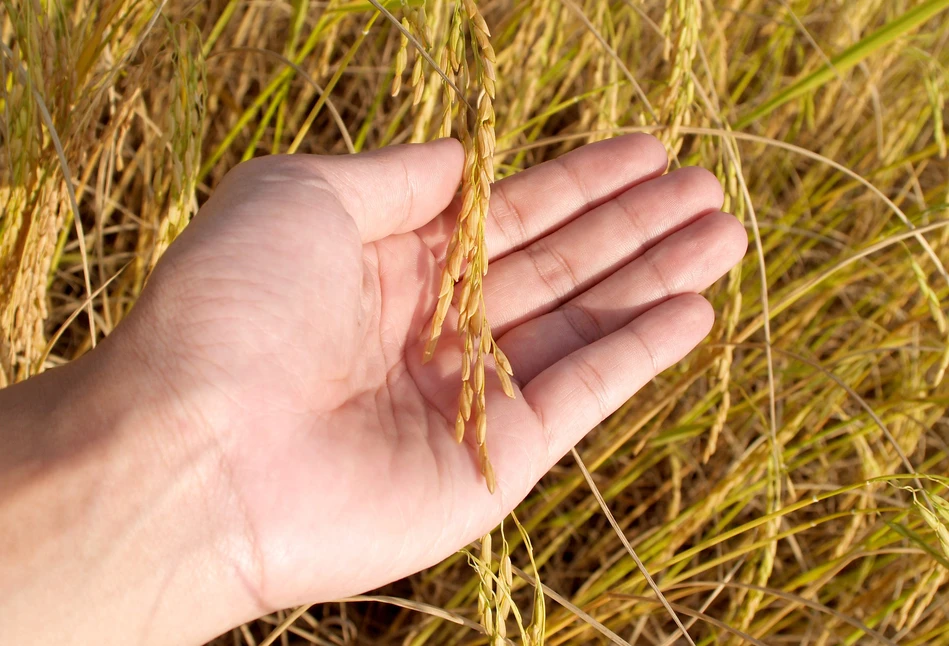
[2,0,949,643]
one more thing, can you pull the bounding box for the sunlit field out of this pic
[3,1,949,643]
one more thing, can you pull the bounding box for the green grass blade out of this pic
[736,0,949,129]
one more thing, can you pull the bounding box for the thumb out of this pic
[316,138,465,242]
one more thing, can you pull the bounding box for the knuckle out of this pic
[630,327,661,375]
[525,238,579,301]
[560,302,605,346]
[678,166,725,207]
[571,354,611,419]
[552,154,592,204]
[490,183,529,249]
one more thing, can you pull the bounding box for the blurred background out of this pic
[2,0,948,643]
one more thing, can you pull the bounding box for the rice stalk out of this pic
[147,23,205,270]
[422,0,512,494]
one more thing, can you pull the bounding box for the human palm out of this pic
[105,134,746,615]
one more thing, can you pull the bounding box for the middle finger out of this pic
[483,166,725,335]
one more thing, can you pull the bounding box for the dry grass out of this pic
[3,0,949,644]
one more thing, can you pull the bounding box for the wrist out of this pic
[0,342,263,645]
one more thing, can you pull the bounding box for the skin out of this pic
[0,134,746,645]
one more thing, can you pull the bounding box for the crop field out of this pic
[2,0,949,644]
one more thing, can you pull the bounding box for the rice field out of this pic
[2,0,949,644]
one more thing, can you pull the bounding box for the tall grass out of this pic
[3,0,949,643]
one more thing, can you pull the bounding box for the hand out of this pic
[0,134,746,644]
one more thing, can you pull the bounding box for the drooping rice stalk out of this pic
[421,0,513,494]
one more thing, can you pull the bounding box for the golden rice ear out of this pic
[418,0,505,496]
[422,335,439,363]
[412,72,425,105]
[459,382,473,421]
[474,354,485,394]
[447,239,464,281]
[494,345,513,375]
[458,278,473,317]
[422,282,452,363]
[496,367,515,399]
[390,18,410,97]
[482,459,496,495]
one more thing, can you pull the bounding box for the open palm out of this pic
[106,134,746,617]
